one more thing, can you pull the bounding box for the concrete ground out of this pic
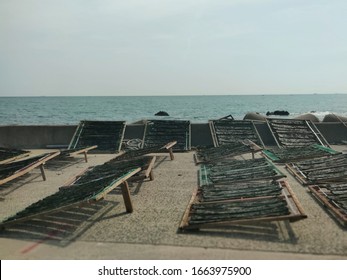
[0,150,346,260]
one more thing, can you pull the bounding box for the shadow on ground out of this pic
[0,200,120,247]
[178,220,298,244]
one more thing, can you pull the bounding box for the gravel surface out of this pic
[0,150,346,259]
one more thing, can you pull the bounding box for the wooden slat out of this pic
[0,167,142,228]
[0,151,61,186]
[59,167,91,189]
[163,141,177,160]
[285,164,308,185]
[0,152,31,165]
[121,181,133,213]
[68,145,98,156]
[180,180,307,231]
[308,185,347,227]
[279,180,307,220]
[92,168,141,201]
[179,188,199,230]
[144,156,156,179]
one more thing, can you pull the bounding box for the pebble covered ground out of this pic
[0,150,346,259]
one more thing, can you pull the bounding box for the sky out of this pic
[1,0,347,96]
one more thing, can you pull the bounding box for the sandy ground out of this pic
[0,150,346,260]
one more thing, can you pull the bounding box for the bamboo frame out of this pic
[250,121,266,148]
[0,168,141,228]
[308,185,347,227]
[306,121,329,147]
[262,145,339,164]
[286,159,347,186]
[163,141,177,160]
[0,152,31,165]
[285,163,308,185]
[143,120,190,151]
[199,159,286,186]
[0,152,61,186]
[194,140,262,164]
[267,118,325,148]
[65,145,98,162]
[179,180,307,231]
[127,156,157,181]
[68,121,126,153]
[209,120,262,148]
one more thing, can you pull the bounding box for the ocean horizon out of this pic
[1,94,346,125]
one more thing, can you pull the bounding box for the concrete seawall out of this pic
[1,122,346,149]
[0,125,77,149]
[0,123,216,149]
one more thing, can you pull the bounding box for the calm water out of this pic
[0,94,346,125]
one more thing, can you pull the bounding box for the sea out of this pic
[0,94,346,125]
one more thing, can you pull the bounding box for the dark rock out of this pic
[155,111,169,116]
[266,110,289,116]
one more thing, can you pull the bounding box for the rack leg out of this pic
[121,181,133,213]
[39,164,46,181]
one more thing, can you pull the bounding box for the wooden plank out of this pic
[0,168,142,228]
[279,180,307,219]
[285,164,308,185]
[0,151,61,186]
[118,123,127,153]
[0,152,31,165]
[65,145,98,163]
[266,120,281,148]
[179,188,199,230]
[68,122,85,149]
[305,120,327,147]
[59,167,91,189]
[162,141,177,160]
[180,180,307,231]
[251,121,266,147]
[163,141,177,150]
[209,121,219,147]
[121,181,133,213]
[308,185,347,227]
[68,145,98,156]
[144,156,156,179]
[39,164,46,181]
[92,167,141,201]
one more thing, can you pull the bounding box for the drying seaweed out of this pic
[309,184,347,227]
[180,155,305,230]
[200,158,285,185]
[143,120,191,151]
[188,197,289,225]
[286,154,347,185]
[68,120,125,153]
[0,152,60,185]
[0,147,29,164]
[268,119,324,147]
[211,120,261,146]
[194,141,254,163]
[263,145,339,163]
[0,156,154,226]
[116,141,177,161]
[199,180,283,202]
[0,155,45,180]
[294,154,347,171]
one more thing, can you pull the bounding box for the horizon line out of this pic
[0,92,346,98]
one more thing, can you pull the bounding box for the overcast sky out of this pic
[1,0,346,96]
